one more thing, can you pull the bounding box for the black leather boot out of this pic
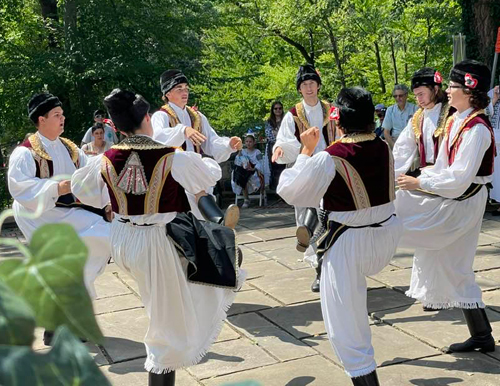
[351,370,380,386]
[296,208,319,252]
[446,308,495,353]
[311,263,321,293]
[149,371,175,386]
[198,195,239,229]
[43,330,54,346]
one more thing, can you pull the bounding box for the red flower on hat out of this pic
[434,71,443,84]
[103,118,117,132]
[464,73,478,89]
[329,106,340,121]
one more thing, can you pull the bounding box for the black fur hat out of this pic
[160,69,189,95]
[334,87,375,132]
[103,89,150,133]
[296,64,321,90]
[411,67,443,90]
[27,93,62,124]
[450,60,491,92]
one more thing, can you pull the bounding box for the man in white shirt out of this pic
[396,60,496,354]
[272,63,337,293]
[8,93,111,345]
[81,109,118,146]
[151,69,242,226]
[383,84,418,148]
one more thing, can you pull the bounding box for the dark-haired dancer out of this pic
[393,68,455,177]
[278,87,401,385]
[397,60,496,353]
[7,93,111,299]
[72,89,244,386]
[151,69,242,224]
[272,64,337,292]
[7,93,111,346]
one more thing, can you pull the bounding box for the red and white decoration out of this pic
[329,106,340,121]
[464,73,478,89]
[434,71,443,84]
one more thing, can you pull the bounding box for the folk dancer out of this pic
[72,89,245,386]
[151,69,242,225]
[393,68,455,178]
[278,87,401,385]
[396,60,496,353]
[272,63,337,292]
[7,93,111,345]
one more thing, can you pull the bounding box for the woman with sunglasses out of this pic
[264,101,285,190]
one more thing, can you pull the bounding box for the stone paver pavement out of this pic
[2,205,500,385]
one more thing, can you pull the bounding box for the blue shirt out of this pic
[382,102,417,139]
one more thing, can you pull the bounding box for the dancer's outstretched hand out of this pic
[272,146,284,163]
[300,127,320,156]
[229,136,242,151]
[397,175,421,190]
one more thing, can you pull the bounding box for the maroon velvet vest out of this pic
[413,105,455,168]
[289,101,336,145]
[19,134,79,178]
[447,112,495,176]
[323,135,395,212]
[101,137,190,216]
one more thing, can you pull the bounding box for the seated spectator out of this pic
[232,133,266,208]
[81,123,112,156]
[374,103,386,138]
[81,109,118,146]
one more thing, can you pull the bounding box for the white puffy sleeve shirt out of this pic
[152,103,234,163]
[273,101,327,165]
[8,133,89,213]
[419,108,492,199]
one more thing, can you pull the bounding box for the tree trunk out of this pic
[472,0,497,65]
[423,17,432,67]
[389,35,398,85]
[39,0,59,48]
[64,0,77,54]
[324,18,346,87]
[460,0,500,66]
[374,41,386,93]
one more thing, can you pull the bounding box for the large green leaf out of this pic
[0,325,111,386]
[0,280,36,346]
[0,223,103,344]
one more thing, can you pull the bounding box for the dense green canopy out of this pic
[0,0,499,144]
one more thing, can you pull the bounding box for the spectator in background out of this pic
[374,103,386,138]
[232,133,265,208]
[383,84,417,148]
[264,101,286,189]
[81,109,118,147]
[81,123,112,156]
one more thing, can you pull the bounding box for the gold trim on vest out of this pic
[331,156,371,210]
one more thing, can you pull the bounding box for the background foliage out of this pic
[0,0,499,143]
